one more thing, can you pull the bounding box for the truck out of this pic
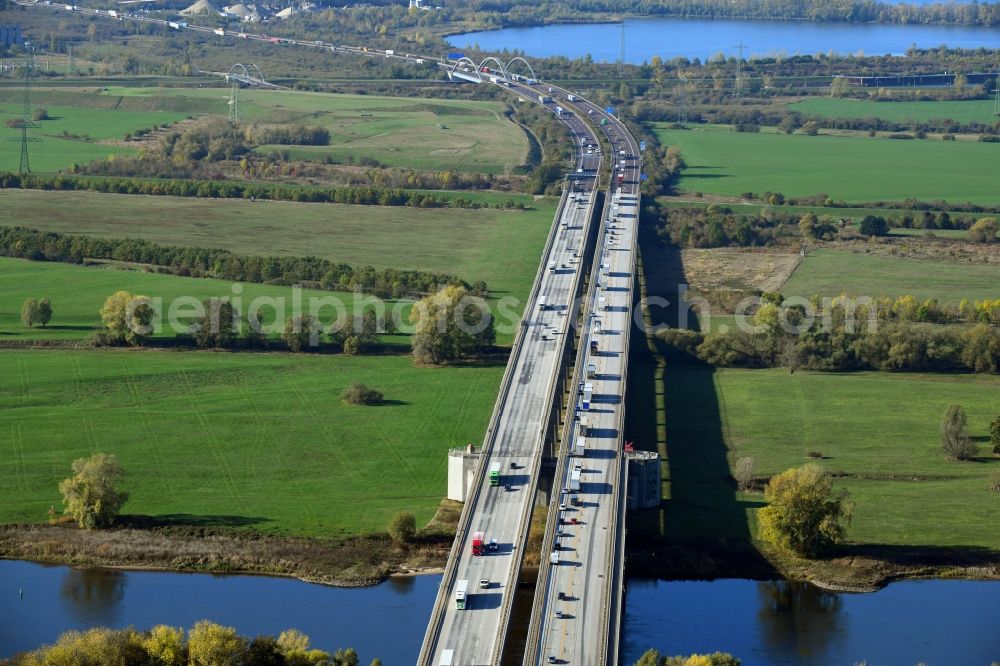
[538,295,547,311]
[538,95,551,104]
[579,414,589,437]
[570,468,581,492]
[586,363,596,379]
[454,581,468,610]
[582,383,593,410]
[440,649,455,665]
[574,436,587,457]
[213,28,225,36]
[554,106,564,116]
[385,49,394,55]
[617,173,625,186]
[550,551,560,565]
[472,531,486,556]
[600,117,608,126]
[168,21,186,29]
[106,9,118,17]
[567,94,577,102]
[590,339,598,353]
[489,461,501,486]
[548,260,556,273]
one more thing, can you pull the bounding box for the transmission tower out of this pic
[7,43,39,174]
[732,41,746,97]
[228,79,240,125]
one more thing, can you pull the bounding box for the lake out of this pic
[623,578,1000,665]
[0,559,440,663]
[451,17,1000,63]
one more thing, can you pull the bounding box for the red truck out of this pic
[472,531,485,556]
[617,173,625,186]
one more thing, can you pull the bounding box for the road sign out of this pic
[640,173,648,182]
[639,140,646,152]
[605,106,615,115]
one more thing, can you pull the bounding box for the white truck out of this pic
[554,105,564,115]
[455,579,469,610]
[538,295,547,311]
[574,436,587,457]
[570,468,581,492]
[582,383,593,410]
[385,49,394,55]
[548,260,556,273]
[567,93,577,102]
[538,94,551,103]
[213,28,225,36]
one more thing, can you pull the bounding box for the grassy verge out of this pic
[0,349,502,537]
[652,123,1000,203]
[787,98,999,125]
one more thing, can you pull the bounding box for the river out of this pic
[0,559,439,663]
[4,559,1000,664]
[450,17,1000,63]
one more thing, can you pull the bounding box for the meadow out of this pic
[0,98,189,172]
[0,257,414,344]
[661,366,1000,549]
[780,248,1000,303]
[103,86,530,173]
[0,349,502,536]
[652,123,1000,203]
[0,189,556,304]
[788,97,998,125]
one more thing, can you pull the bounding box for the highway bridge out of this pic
[15,5,643,661]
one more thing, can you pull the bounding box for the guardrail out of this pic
[416,184,570,666]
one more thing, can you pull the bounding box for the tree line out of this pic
[0,226,475,300]
[7,622,373,666]
[658,317,1000,374]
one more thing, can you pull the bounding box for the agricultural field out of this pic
[0,349,502,536]
[0,257,413,344]
[661,366,1000,549]
[780,248,1000,303]
[652,123,1000,203]
[104,86,530,173]
[788,97,998,125]
[0,189,556,304]
[0,98,189,172]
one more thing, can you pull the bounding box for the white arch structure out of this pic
[505,56,537,81]
[226,63,269,87]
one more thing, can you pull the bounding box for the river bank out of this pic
[0,522,450,589]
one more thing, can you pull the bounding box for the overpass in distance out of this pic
[15,4,643,662]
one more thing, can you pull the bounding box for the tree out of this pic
[58,452,129,529]
[37,298,53,328]
[941,404,977,461]
[187,621,247,666]
[757,464,851,557]
[859,215,888,237]
[142,625,186,666]
[968,217,998,244]
[329,311,378,355]
[20,298,39,328]
[991,415,1000,456]
[193,298,238,349]
[100,290,154,345]
[282,315,320,353]
[734,456,755,492]
[387,511,416,543]
[798,212,818,239]
[410,285,495,365]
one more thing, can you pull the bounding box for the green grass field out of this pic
[0,189,555,303]
[653,123,1000,203]
[0,349,502,536]
[788,98,998,125]
[0,101,188,172]
[103,86,529,173]
[781,248,1000,303]
[0,257,414,344]
[662,366,1000,549]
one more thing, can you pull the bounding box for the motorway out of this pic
[523,89,643,666]
[421,87,605,666]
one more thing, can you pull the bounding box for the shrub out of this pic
[733,456,755,492]
[32,108,49,121]
[941,404,977,461]
[806,451,823,459]
[341,382,384,406]
[387,511,416,543]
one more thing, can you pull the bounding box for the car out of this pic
[479,579,490,589]
[509,461,517,469]
[557,591,566,600]
[504,484,513,492]
[548,656,557,664]
[559,502,566,511]
[570,517,578,525]
[554,609,563,618]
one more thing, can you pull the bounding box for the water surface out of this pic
[452,18,1000,63]
[0,559,439,663]
[623,577,1000,665]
